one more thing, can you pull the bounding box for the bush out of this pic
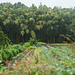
[23,42,30,47]
[0,44,23,61]
[23,41,46,50]
[0,27,12,49]
[36,42,46,46]
[0,60,7,72]
[29,46,36,49]
[11,45,23,52]
[23,42,37,50]
[29,38,37,46]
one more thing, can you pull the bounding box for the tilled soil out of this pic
[11,50,30,63]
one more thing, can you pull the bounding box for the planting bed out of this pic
[0,45,75,75]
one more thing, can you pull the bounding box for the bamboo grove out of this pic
[0,2,75,44]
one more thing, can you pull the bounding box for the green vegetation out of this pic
[0,45,23,61]
[50,43,70,45]
[0,2,75,43]
[0,2,75,75]
[0,44,23,72]
[23,40,46,49]
[37,42,46,46]
[0,46,74,75]
[0,60,7,72]
[0,27,11,49]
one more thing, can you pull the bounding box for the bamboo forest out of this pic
[0,2,75,75]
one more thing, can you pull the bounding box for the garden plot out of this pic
[0,45,75,75]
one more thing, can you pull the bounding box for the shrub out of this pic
[29,38,37,46]
[23,41,46,50]
[23,42,30,47]
[13,45,23,52]
[36,42,46,46]
[29,46,36,49]
[0,60,7,72]
[1,52,8,61]
[0,44,23,61]
[23,42,37,50]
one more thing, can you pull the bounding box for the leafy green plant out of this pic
[37,42,46,46]
[23,42,30,47]
[29,38,37,46]
[23,39,46,50]
[11,45,23,52]
[0,44,23,61]
[23,41,37,49]
[0,60,7,72]
[29,46,36,49]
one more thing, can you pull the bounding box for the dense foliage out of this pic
[23,41,46,49]
[0,45,23,61]
[0,27,11,49]
[0,2,75,44]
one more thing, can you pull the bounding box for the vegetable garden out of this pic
[0,43,75,75]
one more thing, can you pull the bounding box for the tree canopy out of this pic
[0,2,75,43]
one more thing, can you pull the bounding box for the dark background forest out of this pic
[0,2,75,44]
